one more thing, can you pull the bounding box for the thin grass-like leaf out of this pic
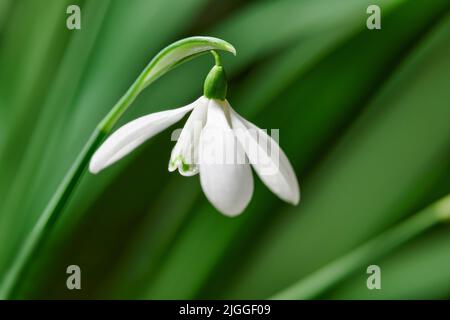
[0,35,235,299]
[140,0,448,299]
[225,8,450,298]
[270,194,450,299]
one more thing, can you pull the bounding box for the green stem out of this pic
[210,50,222,66]
[270,194,450,300]
[0,129,106,299]
[0,86,141,299]
[0,36,236,299]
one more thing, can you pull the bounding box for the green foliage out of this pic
[0,0,449,299]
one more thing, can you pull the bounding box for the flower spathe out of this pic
[89,96,300,216]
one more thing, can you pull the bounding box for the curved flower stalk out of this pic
[0,37,236,299]
[89,51,300,216]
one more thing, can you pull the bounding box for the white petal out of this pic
[168,98,208,176]
[228,103,300,205]
[89,97,205,174]
[199,99,254,216]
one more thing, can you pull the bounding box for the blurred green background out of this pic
[0,0,450,299]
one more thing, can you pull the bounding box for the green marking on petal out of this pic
[170,155,195,175]
[181,161,191,173]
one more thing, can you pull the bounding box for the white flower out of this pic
[89,96,300,216]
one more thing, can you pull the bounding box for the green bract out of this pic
[99,36,236,132]
[142,37,235,89]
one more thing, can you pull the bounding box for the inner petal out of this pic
[169,98,209,176]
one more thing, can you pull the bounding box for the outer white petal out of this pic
[89,97,204,174]
[228,103,300,205]
[168,98,208,176]
[199,99,254,216]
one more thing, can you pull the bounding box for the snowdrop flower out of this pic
[89,51,299,216]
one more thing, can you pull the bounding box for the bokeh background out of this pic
[1,0,450,299]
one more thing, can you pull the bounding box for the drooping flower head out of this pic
[90,50,299,216]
